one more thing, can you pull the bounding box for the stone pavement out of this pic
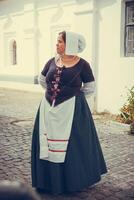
[0,87,134,200]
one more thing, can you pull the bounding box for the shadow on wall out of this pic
[98,0,117,9]
[76,0,92,4]
[0,0,33,15]
[0,0,118,15]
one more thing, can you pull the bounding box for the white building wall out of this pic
[0,0,36,82]
[97,0,134,114]
[0,0,94,82]
[0,0,133,114]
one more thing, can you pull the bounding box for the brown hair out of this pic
[59,31,66,43]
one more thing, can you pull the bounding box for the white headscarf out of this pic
[65,31,86,55]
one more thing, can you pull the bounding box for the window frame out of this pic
[125,1,134,57]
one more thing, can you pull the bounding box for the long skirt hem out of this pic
[31,92,107,195]
[33,177,102,195]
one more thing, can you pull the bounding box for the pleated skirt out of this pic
[31,92,107,194]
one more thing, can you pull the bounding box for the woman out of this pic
[31,31,107,195]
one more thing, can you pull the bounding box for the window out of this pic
[125,1,134,57]
[10,40,17,65]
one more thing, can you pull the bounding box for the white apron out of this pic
[39,95,75,163]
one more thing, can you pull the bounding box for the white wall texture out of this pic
[0,0,133,114]
[97,0,134,114]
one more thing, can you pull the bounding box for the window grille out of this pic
[125,1,134,57]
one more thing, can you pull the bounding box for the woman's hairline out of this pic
[59,31,66,43]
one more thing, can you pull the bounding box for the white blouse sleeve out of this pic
[80,81,95,97]
[38,73,47,89]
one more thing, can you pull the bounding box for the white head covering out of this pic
[65,31,86,55]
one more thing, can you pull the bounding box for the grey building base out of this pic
[0,75,39,84]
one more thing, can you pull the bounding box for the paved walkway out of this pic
[0,87,134,200]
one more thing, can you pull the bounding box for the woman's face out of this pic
[56,34,65,55]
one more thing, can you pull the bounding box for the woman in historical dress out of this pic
[31,31,107,195]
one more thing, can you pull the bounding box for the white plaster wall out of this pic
[0,0,87,75]
[97,0,134,114]
[73,1,96,111]
[0,0,96,110]
[0,18,5,69]
[0,0,36,76]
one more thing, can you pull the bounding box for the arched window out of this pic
[10,40,17,65]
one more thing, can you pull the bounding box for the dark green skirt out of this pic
[31,92,107,194]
